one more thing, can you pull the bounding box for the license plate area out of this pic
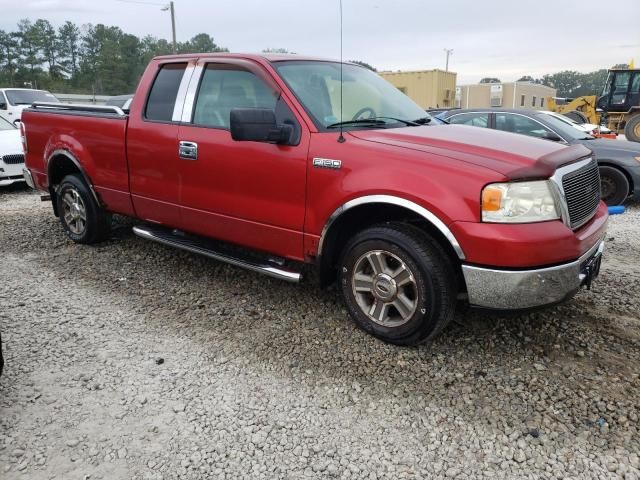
[581,250,603,290]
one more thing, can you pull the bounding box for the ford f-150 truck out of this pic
[22,53,607,345]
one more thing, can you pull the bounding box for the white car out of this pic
[539,110,613,136]
[0,117,25,186]
[0,88,59,125]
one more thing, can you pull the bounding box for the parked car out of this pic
[0,116,25,186]
[21,54,607,346]
[440,108,640,205]
[0,88,59,125]
[106,94,134,111]
[540,110,614,136]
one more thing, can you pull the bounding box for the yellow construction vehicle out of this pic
[546,67,640,142]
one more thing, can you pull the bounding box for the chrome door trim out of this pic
[171,62,197,122]
[178,141,198,160]
[180,62,205,123]
[318,195,466,260]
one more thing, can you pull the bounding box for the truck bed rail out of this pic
[30,102,126,117]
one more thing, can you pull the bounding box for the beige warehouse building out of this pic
[380,70,457,109]
[455,82,557,110]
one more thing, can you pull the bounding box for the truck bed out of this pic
[22,102,134,216]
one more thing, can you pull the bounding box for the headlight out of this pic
[482,180,560,223]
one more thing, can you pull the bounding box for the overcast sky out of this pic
[2,0,639,84]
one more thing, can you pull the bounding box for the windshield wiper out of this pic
[327,119,387,129]
[412,117,432,125]
[369,116,420,126]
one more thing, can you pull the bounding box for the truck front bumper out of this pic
[462,239,604,310]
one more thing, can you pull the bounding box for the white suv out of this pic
[0,88,59,125]
[0,117,24,186]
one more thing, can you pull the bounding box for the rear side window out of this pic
[447,112,489,128]
[145,63,187,121]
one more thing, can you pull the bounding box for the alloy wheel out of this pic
[61,187,87,235]
[351,249,419,327]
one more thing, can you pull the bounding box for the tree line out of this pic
[479,64,628,98]
[0,19,227,95]
[0,18,626,98]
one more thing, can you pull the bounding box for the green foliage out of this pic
[479,77,501,84]
[0,19,228,95]
[349,60,376,72]
[262,48,292,54]
[540,69,609,97]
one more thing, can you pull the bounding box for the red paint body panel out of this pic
[22,111,134,215]
[22,53,608,273]
[451,202,608,268]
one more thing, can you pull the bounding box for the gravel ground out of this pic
[1,184,639,480]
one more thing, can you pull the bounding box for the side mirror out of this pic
[0,102,7,110]
[542,131,563,142]
[230,108,293,145]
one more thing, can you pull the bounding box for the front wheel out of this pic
[599,166,629,206]
[339,223,457,346]
[56,174,111,244]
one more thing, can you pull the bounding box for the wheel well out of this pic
[47,154,84,217]
[317,203,464,288]
[48,154,83,187]
[599,162,633,194]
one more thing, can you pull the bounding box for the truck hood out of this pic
[349,124,593,179]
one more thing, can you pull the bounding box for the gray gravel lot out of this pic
[1,184,639,480]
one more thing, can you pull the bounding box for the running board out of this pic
[132,225,302,283]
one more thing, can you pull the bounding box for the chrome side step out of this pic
[132,225,302,283]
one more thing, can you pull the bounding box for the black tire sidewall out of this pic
[56,175,102,244]
[599,166,629,206]
[624,115,640,143]
[339,226,453,345]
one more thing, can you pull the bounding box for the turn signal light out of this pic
[482,187,502,212]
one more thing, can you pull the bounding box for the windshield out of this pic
[543,111,579,125]
[5,89,59,106]
[533,112,591,141]
[0,116,16,130]
[274,61,430,129]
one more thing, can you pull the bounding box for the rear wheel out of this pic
[564,110,588,124]
[599,166,629,206]
[339,223,457,346]
[56,174,111,244]
[624,114,640,143]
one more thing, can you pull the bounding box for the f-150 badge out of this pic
[313,158,342,169]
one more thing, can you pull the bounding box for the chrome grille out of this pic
[561,159,600,230]
[2,154,25,165]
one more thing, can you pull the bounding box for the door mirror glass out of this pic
[0,102,7,110]
[542,131,563,142]
[230,108,293,144]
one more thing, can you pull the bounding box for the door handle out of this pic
[178,140,198,160]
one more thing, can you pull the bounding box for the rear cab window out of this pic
[145,63,187,122]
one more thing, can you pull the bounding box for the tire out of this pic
[624,114,640,143]
[599,166,630,206]
[56,174,111,244]
[564,110,588,124]
[339,223,457,346]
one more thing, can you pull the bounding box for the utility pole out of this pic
[444,48,454,72]
[162,1,177,53]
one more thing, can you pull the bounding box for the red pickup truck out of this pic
[22,53,607,345]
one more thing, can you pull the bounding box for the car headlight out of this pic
[482,180,560,223]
